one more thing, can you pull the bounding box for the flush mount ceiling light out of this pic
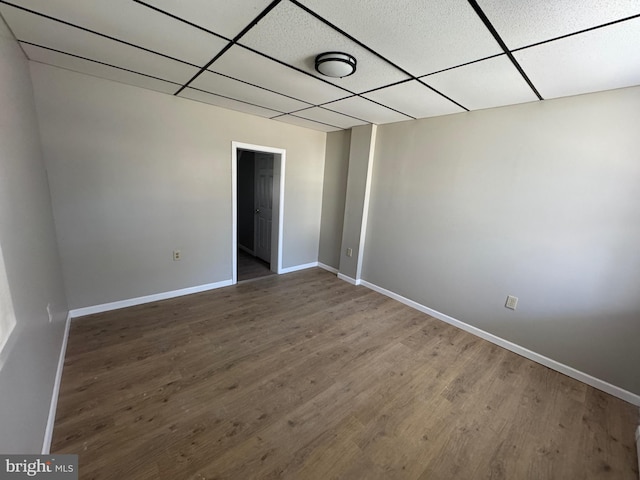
[315,52,357,78]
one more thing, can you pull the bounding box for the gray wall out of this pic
[339,125,376,280]
[0,20,68,452]
[237,150,255,252]
[318,130,350,269]
[30,63,326,309]
[362,86,640,395]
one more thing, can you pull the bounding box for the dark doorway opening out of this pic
[236,148,276,282]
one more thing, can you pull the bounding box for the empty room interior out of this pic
[1,1,640,478]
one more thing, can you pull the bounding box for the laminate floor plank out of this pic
[51,268,639,479]
[237,249,274,282]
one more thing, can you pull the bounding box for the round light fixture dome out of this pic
[315,52,357,78]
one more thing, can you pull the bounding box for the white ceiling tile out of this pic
[0,4,198,84]
[298,0,502,76]
[364,80,465,119]
[190,70,310,113]
[294,107,367,129]
[22,43,180,95]
[478,0,640,49]
[179,88,282,118]
[0,0,228,66]
[423,56,538,111]
[2,0,637,122]
[239,0,410,93]
[274,115,341,132]
[210,45,350,105]
[514,18,640,99]
[324,96,410,125]
[140,0,274,39]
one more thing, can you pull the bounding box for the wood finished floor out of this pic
[52,268,639,480]
[237,249,274,282]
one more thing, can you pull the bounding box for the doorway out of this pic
[232,142,285,284]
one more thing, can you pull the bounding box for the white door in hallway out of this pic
[254,153,273,264]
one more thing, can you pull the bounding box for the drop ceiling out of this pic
[1,0,639,132]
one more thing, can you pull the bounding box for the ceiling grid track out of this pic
[0,0,198,67]
[420,52,505,79]
[289,104,372,125]
[275,113,342,130]
[132,0,231,42]
[173,0,283,96]
[236,43,357,96]
[466,0,543,101]
[329,95,415,120]
[511,12,640,52]
[126,0,357,122]
[19,40,183,86]
[1,0,638,131]
[186,86,288,115]
[289,115,342,129]
[287,0,469,113]
[131,0,361,98]
[206,70,313,106]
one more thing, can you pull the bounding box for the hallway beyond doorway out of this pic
[237,249,274,282]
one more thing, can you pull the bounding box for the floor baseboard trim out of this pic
[69,279,233,318]
[280,262,318,274]
[42,312,71,454]
[360,279,640,407]
[318,263,339,274]
[337,273,360,286]
[238,244,254,256]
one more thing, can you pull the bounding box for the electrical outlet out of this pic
[346,248,353,257]
[505,295,518,310]
[173,250,181,261]
[46,303,53,323]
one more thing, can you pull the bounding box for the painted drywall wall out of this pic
[0,20,68,452]
[339,125,376,280]
[363,86,640,395]
[30,63,326,310]
[318,130,350,269]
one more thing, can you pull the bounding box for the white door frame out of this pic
[231,141,285,285]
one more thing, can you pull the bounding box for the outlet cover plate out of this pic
[505,295,518,310]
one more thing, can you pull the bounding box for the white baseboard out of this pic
[337,273,360,286]
[238,244,254,256]
[318,263,339,274]
[42,313,71,454]
[360,279,640,407]
[279,262,318,274]
[69,279,233,318]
